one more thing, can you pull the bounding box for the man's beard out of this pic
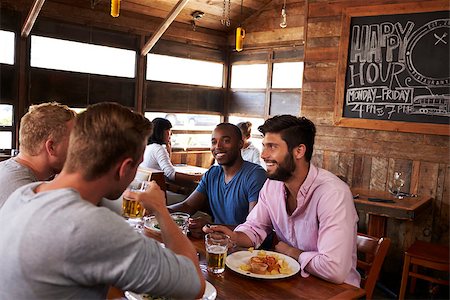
[267,152,296,182]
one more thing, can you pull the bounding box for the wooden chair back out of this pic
[357,233,391,299]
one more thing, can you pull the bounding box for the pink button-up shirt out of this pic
[235,164,361,287]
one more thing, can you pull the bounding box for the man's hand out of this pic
[188,216,209,238]
[274,240,302,260]
[133,181,166,216]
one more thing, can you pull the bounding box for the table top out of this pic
[174,164,208,176]
[351,188,433,220]
[190,237,365,300]
[108,230,365,300]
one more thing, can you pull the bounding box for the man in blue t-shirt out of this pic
[169,123,267,237]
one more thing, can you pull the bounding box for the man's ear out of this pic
[44,139,57,156]
[117,157,135,180]
[293,144,306,160]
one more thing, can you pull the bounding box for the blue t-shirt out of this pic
[196,161,267,225]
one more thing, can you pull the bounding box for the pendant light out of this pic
[280,0,287,28]
[236,0,245,52]
[111,0,120,18]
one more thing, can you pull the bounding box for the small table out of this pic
[351,188,433,238]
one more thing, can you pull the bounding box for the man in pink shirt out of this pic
[205,115,360,287]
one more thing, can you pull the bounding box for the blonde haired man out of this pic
[0,102,76,208]
[0,102,205,299]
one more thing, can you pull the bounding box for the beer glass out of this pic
[122,179,148,232]
[205,232,230,274]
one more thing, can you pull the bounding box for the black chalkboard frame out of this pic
[334,1,450,136]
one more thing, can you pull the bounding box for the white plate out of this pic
[225,250,300,279]
[144,217,161,232]
[125,281,216,300]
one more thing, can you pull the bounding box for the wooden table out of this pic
[191,237,365,299]
[174,164,208,176]
[108,231,366,300]
[351,188,433,238]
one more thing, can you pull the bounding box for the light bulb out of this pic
[280,8,287,28]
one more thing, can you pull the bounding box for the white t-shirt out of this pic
[242,142,265,168]
[140,143,176,180]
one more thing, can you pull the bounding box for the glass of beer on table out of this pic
[205,232,230,274]
[122,179,148,232]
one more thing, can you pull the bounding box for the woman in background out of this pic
[141,118,201,190]
[237,122,264,167]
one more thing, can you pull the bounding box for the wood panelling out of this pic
[228,0,306,48]
[33,19,139,50]
[171,150,213,169]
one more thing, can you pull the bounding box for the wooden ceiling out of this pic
[2,0,274,33]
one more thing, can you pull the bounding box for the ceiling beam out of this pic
[21,0,46,37]
[140,0,190,56]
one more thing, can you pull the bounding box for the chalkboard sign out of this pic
[335,1,450,135]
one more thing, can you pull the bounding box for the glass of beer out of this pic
[122,179,148,232]
[205,232,230,274]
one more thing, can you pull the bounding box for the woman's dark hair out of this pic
[237,121,252,138]
[148,117,172,145]
[258,115,316,162]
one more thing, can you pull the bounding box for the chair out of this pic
[357,233,391,299]
[399,240,449,299]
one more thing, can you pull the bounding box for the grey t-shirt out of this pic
[0,158,38,209]
[0,183,201,299]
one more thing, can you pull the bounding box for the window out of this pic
[30,35,136,78]
[230,64,268,89]
[145,112,221,150]
[0,30,15,65]
[228,116,265,152]
[0,104,14,149]
[146,54,223,87]
[272,62,304,88]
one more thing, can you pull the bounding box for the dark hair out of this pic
[149,118,172,145]
[237,121,252,138]
[216,123,243,141]
[258,115,316,162]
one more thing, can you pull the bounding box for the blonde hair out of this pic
[19,102,76,155]
[65,102,153,180]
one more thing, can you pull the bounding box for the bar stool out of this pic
[399,240,449,299]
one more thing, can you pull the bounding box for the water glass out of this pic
[205,232,230,274]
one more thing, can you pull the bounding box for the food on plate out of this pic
[239,250,293,275]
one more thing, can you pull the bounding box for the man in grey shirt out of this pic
[0,102,76,208]
[0,102,205,299]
